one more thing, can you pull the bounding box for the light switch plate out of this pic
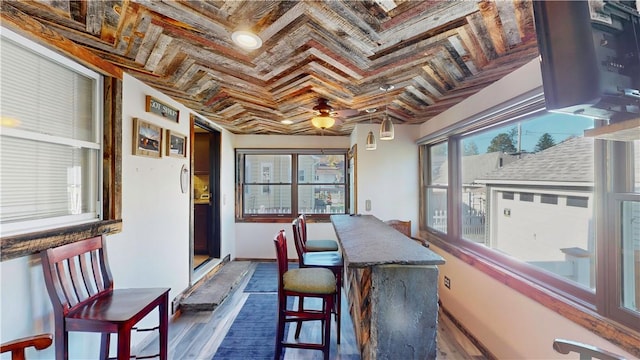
[365,199,371,211]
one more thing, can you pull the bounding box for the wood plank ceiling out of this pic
[2,0,540,135]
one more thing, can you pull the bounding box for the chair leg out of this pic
[99,333,110,360]
[294,296,304,339]
[116,328,131,360]
[335,271,342,344]
[159,294,169,360]
[323,295,334,360]
[54,328,67,360]
[274,295,286,360]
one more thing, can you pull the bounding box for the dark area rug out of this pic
[212,293,291,360]
[244,262,297,293]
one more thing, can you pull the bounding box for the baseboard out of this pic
[440,302,497,360]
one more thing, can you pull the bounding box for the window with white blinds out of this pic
[0,29,103,236]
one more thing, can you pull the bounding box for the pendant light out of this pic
[379,84,394,140]
[365,108,377,150]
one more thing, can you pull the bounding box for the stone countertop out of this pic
[331,214,445,268]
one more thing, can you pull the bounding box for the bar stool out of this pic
[384,219,411,237]
[273,230,336,360]
[292,217,343,344]
[298,214,339,252]
[40,235,169,360]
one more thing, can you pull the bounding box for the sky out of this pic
[466,112,595,154]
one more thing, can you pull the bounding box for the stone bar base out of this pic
[345,264,440,360]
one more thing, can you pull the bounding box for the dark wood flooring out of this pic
[142,262,487,359]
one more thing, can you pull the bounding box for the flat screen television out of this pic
[532,1,640,121]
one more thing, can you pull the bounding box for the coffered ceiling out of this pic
[2,0,540,135]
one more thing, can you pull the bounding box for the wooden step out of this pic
[179,261,252,312]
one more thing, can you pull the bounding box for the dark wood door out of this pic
[194,204,209,254]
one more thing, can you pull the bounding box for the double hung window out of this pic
[0,29,103,236]
[424,142,448,233]
[421,100,639,331]
[237,149,348,220]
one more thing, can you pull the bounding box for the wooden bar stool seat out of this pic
[298,214,339,252]
[40,235,170,360]
[292,217,343,344]
[273,230,336,360]
[305,239,339,252]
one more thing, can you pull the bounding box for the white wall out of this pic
[0,73,238,359]
[419,59,635,358]
[352,123,421,236]
[433,245,636,359]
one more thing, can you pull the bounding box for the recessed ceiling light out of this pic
[231,30,262,50]
[281,119,293,125]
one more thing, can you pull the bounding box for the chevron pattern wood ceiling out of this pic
[2,0,540,135]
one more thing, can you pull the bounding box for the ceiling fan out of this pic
[309,98,358,130]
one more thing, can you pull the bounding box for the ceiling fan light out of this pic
[366,131,377,150]
[311,115,335,129]
[380,115,394,140]
[231,30,262,50]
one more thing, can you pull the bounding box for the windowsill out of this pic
[0,219,123,261]
[417,230,640,358]
[236,216,335,223]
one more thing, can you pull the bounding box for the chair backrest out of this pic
[273,230,290,289]
[552,339,626,360]
[298,214,309,244]
[1,334,53,360]
[40,235,114,318]
[291,217,306,264]
[385,219,411,237]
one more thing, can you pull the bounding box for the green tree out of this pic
[534,133,555,152]
[487,133,517,153]
[463,141,479,156]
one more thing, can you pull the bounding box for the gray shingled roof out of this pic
[433,152,520,185]
[477,137,594,183]
[461,152,519,184]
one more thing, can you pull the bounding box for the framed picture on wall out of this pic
[133,118,162,158]
[145,95,179,122]
[166,130,187,158]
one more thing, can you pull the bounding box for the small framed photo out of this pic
[133,118,162,158]
[166,129,187,158]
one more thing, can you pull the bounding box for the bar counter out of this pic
[331,214,445,360]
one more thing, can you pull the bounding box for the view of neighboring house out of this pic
[430,151,519,240]
[476,137,595,288]
[243,154,345,214]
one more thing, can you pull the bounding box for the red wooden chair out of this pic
[298,214,339,252]
[384,219,430,247]
[384,219,411,237]
[1,333,52,360]
[273,230,336,360]
[292,217,343,344]
[40,235,170,360]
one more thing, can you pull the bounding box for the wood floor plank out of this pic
[144,261,487,359]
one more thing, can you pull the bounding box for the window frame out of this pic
[235,148,350,222]
[0,28,123,261]
[418,93,640,342]
[1,28,104,236]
